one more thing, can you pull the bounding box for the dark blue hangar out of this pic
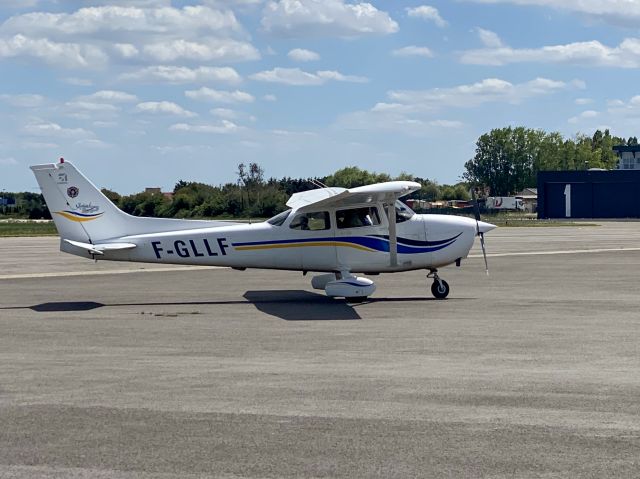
[538,168,640,219]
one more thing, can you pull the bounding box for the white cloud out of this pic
[210,108,256,122]
[142,38,260,62]
[0,5,258,68]
[607,95,640,118]
[428,119,464,128]
[388,77,572,108]
[568,110,598,124]
[66,101,120,112]
[271,129,317,136]
[263,94,277,101]
[23,121,94,138]
[81,90,138,103]
[250,67,368,85]
[460,37,640,68]
[0,34,108,69]
[1,5,242,37]
[261,0,398,37]
[0,94,44,107]
[406,5,447,27]
[169,120,240,134]
[251,67,322,85]
[62,77,93,86]
[392,45,434,58]
[316,70,368,83]
[135,101,197,117]
[22,141,60,149]
[112,43,139,58]
[185,87,255,103]
[120,66,242,84]
[575,98,593,105]
[476,28,503,48]
[93,121,118,128]
[75,138,111,148]
[210,108,239,119]
[466,0,640,27]
[287,48,320,62]
[335,76,577,136]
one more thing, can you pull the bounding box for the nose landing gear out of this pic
[428,269,450,299]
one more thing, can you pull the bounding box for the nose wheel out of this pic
[428,269,450,299]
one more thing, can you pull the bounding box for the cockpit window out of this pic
[267,209,291,226]
[395,200,415,223]
[290,211,330,231]
[336,206,381,229]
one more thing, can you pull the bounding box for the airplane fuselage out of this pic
[65,207,479,274]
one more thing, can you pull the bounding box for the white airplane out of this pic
[31,159,496,301]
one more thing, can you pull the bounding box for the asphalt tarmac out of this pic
[1,223,640,478]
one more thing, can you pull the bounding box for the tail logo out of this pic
[54,210,103,222]
[67,186,79,198]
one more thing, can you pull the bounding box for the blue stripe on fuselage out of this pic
[232,233,462,254]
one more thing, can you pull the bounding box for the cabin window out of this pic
[289,211,330,231]
[336,206,381,229]
[267,209,291,226]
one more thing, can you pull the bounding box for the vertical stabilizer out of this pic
[30,160,129,243]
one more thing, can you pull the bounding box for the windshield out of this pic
[395,200,414,223]
[267,209,291,226]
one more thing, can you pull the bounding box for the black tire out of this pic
[431,280,450,299]
[346,296,368,303]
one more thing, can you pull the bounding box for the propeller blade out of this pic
[471,188,481,222]
[471,187,489,275]
[479,232,489,275]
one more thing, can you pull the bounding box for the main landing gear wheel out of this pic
[431,280,450,299]
[428,269,450,299]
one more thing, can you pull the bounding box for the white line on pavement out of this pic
[469,247,640,258]
[0,266,224,280]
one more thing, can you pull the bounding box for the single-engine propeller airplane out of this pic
[31,159,496,301]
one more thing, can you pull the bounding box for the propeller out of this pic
[471,188,489,275]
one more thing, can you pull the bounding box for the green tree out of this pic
[324,166,391,188]
[464,127,542,195]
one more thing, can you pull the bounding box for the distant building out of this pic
[538,170,640,218]
[515,187,537,213]
[613,145,640,170]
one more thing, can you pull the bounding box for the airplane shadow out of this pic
[12,291,466,321]
[243,290,360,320]
[17,290,361,321]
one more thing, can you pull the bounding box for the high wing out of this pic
[286,181,421,211]
[287,181,421,268]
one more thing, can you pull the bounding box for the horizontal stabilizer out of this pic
[63,239,137,256]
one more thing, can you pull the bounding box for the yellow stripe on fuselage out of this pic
[54,211,103,222]
[234,241,375,252]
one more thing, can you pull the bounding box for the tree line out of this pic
[2,127,632,219]
[464,127,633,196]
[101,165,471,220]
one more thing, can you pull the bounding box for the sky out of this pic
[2,0,640,193]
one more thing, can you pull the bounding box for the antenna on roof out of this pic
[309,178,328,189]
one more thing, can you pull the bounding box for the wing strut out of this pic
[387,201,398,267]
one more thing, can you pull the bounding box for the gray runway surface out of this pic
[1,223,640,478]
